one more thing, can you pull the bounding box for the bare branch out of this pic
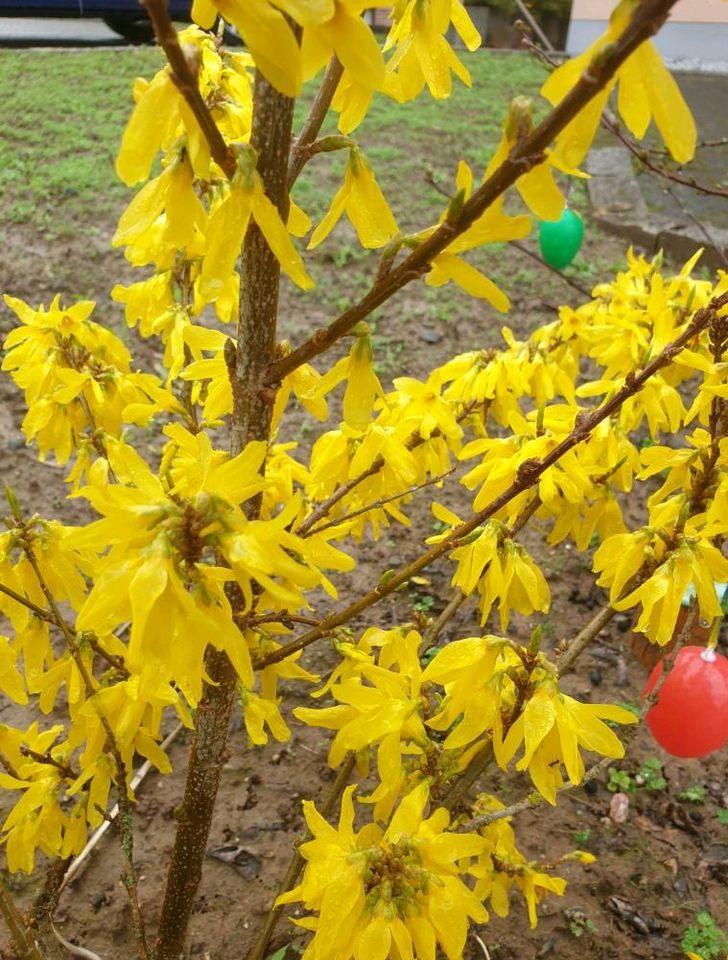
[0,581,53,622]
[288,56,344,187]
[258,291,728,669]
[305,468,454,537]
[268,0,681,385]
[141,0,236,179]
[0,881,45,960]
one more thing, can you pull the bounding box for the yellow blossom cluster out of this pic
[0,2,726,956]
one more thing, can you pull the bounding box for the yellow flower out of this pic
[302,1,384,91]
[470,794,571,928]
[422,160,531,312]
[117,26,253,184]
[308,147,398,250]
[542,0,696,168]
[294,629,427,773]
[3,294,180,461]
[200,163,313,300]
[486,97,587,221]
[497,679,637,804]
[191,0,333,96]
[314,325,385,432]
[279,782,488,960]
[615,538,728,645]
[384,0,482,102]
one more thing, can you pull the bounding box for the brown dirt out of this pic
[1,191,727,960]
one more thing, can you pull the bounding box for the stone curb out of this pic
[587,146,727,271]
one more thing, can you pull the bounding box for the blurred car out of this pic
[0,1,192,41]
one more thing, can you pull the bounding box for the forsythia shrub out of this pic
[0,1,726,959]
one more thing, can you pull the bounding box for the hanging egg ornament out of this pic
[643,646,728,758]
[539,208,584,269]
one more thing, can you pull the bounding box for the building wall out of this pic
[567,0,728,59]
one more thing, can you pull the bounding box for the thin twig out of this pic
[141,0,236,179]
[268,0,681,385]
[510,240,592,298]
[304,469,454,537]
[260,289,728,670]
[0,882,45,960]
[288,56,344,187]
[557,603,618,674]
[0,581,53,622]
[665,183,728,268]
[601,112,728,200]
[19,747,78,782]
[514,0,553,53]
[296,402,478,538]
[422,591,469,652]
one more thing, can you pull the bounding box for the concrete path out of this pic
[0,16,123,46]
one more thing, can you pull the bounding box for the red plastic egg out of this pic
[643,646,728,758]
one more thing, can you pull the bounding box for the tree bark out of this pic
[154,70,295,960]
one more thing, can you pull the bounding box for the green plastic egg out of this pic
[538,208,584,270]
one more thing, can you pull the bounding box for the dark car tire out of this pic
[102,13,155,44]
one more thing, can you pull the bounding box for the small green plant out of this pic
[413,594,435,614]
[635,758,667,792]
[681,912,728,960]
[679,784,707,804]
[607,768,636,794]
[566,908,597,938]
[717,809,728,826]
[572,828,591,846]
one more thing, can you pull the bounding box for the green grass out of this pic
[292,51,545,228]
[0,44,607,349]
[0,47,545,236]
[0,47,162,234]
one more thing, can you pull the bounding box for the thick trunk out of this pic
[154,71,295,960]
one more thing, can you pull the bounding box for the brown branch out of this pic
[32,859,70,960]
[0,882,45,960]
[247,613,323,629]
[296,401,478,538]
[556,603,618,675]
[268,0,681,385]
[85,634,130,678]
[246,753,356,960]
[514,0,553,51]
[0,581,53,622]
[510,240,592,298]
[422,591,469,651]
[141,0,237,179]
[19,747,78,782]
[0,751,20,779]
[601,112,728,200]
[155,64,297,960]
[258,291,728,669]
[304,468,454,537]
[288,55,344,187]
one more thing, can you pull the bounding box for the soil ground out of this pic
[0,47,727,960]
